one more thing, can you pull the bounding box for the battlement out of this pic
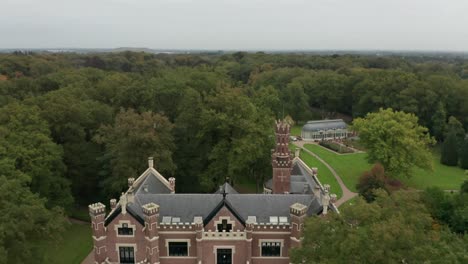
[275,119,290,134]
[290,203,307,216]
[89,202,106,215]
[142,203,159,216]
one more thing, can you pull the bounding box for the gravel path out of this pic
[293,141,358,207]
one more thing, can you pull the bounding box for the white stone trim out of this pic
[165,238,191,257]
[114,220,136,238]
[258,239,284,257]
[213,245,236,264]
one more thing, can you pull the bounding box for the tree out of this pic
[356,163,388,202]
[197,87,274,191]
[94,109,175,196]
[441,132,459,166]
[352,108,435,178]
[291,191,468,264]
[0,102,72,209]
[0,176,67,264]
[445,116,465,141]
[460,138,468,169]
[430,102,446,141]
[423,181,468,234]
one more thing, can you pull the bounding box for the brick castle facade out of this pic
[89,120,338,264]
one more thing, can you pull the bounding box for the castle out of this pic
[89,120,338,264]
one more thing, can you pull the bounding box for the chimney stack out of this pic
[148,157,154,168]
[295,148,301,158]
[168,177,176,194]
[110,199,117,210]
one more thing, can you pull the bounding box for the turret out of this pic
[89,203,107,264]
[272,120,292,194]
[143,203,160,264]
[290,203,307,248]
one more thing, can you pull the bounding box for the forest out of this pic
[1,51,468,262]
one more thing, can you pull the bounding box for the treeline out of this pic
[0,51,468,261]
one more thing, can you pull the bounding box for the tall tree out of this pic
[291,190,468,264]
[94,109,175,196]
[352,108,435,178]
[430,102,446,141]
[460,137,468,169]
[441,132,459,166]
[0,102,72,209]
[445,116,465,142]
[197,87,274,191]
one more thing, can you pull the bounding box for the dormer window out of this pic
[118,223,133,236]
[217,219,232,232]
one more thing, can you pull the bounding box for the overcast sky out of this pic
[1,0,467,51]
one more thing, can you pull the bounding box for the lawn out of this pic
[290,125,302,136]
[303,144,467,192]
[42,222,92,264]
[299,149,343,199]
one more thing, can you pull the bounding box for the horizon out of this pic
[2,0,468,51]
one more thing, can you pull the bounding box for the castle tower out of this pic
[143,203,160,264]
[89,203,107,264]
[272,120,292,194]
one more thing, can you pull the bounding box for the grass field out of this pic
[291,125,302,136]
[42,222,92,264]
[303,144,467,192]
[299,149,343,198]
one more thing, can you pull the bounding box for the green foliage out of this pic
[291,190,468,264]
[430,102,446,141]
[460,138,468,169]
[422,181,468,234]
[0,102,73,209]
[319,140,354,154]
[352,108,435,178]
[445,116,465,141]
[94,109,175,196]
[0,176,67,264]
[441,132,459,166]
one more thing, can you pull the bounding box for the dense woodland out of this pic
[1,51,468,262]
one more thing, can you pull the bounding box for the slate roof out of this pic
[264,159,319,194]
[302,119,347,132]
[134,170,172,195]
[122,193,321,225]
[105,160,325,227]
[214,182,239,194]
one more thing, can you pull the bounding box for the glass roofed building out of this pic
[301,119,348,141]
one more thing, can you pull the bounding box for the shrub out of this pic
[319,140,354,154]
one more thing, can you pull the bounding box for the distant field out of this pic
[42,222,92,264]
[299,149,343,198]
[303,144,467,191]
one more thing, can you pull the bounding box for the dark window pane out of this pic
[119,247,135,263]
[261,242,281,256]
[118,224,133,236]
[168,242,188,256]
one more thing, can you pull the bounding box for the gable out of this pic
[204,205,245,231]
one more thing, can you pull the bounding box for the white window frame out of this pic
[116,243,137,263]
[114,220,136,238]
[258,239,283,257]
[165,239,191,257]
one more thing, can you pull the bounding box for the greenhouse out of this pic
[301,119,348,141]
